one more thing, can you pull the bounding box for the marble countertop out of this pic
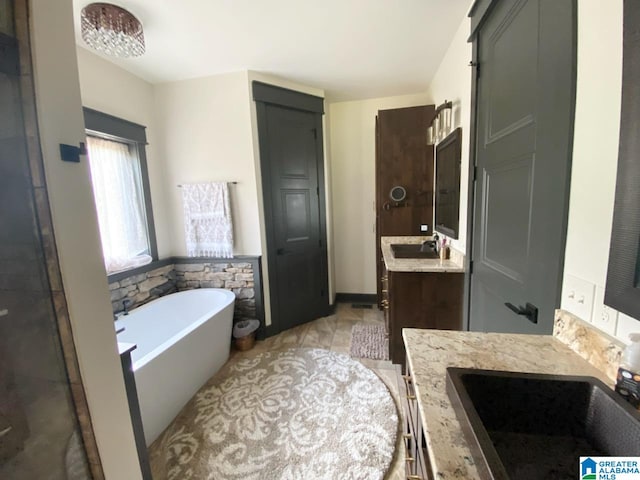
[403,329,610,479]
[381,236,465,273]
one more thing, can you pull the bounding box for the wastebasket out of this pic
[232,319,260,351]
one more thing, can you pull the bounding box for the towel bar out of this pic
[177,182,237,187]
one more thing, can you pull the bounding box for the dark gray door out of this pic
[470,0,576,333]
[255,89,329,332]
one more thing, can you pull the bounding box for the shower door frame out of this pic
[7,1,105,478]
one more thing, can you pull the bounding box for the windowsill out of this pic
[107,258,171,283]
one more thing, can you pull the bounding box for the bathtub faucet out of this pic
[122,298,133,316]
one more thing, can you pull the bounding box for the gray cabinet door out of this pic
[470,0,576,333]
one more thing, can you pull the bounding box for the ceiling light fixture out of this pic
[81,3,145,58]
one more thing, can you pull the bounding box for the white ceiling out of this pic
[72,0,471,102]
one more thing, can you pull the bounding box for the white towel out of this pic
[181,182,234,258]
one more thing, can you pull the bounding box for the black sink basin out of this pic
[446,368,640,480]
[390,243,439,259]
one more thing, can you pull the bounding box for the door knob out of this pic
[504,302,538,324]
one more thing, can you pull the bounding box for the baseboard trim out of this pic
[335,293,378,304]
[259,322,283,339]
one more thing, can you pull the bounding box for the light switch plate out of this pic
[420,224,429,232]
[561,274,595,323]
[591,286,618,335]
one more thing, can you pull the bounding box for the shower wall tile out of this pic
[69,381,104,478]
[51,291,82,385]
[33,186,63,292]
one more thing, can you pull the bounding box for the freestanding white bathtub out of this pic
[115,288,235,446]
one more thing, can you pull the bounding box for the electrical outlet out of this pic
[591,286,618,335]
[420,224,429,232]
[561,274,595,322]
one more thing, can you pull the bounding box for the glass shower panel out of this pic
[0,10,90,480]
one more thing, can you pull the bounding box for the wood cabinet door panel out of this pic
[389,272,464,365]
[376,105,435,306]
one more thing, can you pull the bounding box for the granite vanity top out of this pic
[403,328,611,479]
[381,236,465,273]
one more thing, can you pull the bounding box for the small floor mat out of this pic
[350,323,389,360]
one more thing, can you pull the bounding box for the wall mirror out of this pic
[605,0,640,319]
[389,185,407,202]
[435,127,462,239]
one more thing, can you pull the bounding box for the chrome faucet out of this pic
[420,239,439,254]
[122,298,133,316]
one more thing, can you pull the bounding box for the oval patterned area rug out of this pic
[150,348,398,480]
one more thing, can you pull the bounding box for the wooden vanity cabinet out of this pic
[388,270,463,366]
[381,271,390,334]
[398,360,433,480]
[375,105,436,309]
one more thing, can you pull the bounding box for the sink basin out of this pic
[390,243,439,259]
[446,368,640,480]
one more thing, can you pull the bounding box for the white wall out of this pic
[561,0,640,343]
[425,17,472,254]
[153,70,330,325]
[329,92,432,294]
[76,47,171,259]
[30,1,142,478]
[153,71,261,257]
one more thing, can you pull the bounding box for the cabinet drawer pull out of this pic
[402,374,416,400]
[381,289,388,293]
[402,433,415,463]
[0,426,12,438]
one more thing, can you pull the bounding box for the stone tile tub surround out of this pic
[403,328,611,480]
[108,257,262,324]
[381,235,465,273]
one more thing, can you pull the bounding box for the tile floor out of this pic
[230,302,406,480]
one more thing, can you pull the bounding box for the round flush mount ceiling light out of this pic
[81,3,145,58]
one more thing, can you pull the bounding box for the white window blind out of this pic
[86,135,152,274]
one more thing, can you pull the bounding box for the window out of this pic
[83,108,157,275]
